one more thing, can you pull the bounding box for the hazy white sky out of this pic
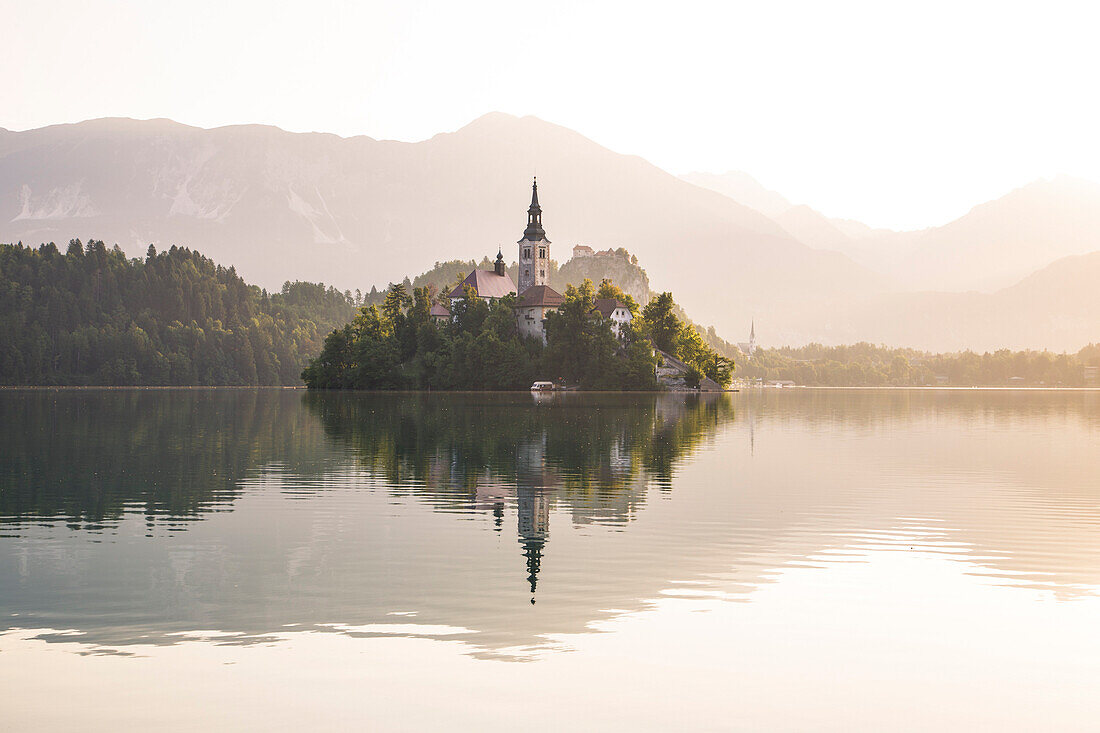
[3,0,1099,229]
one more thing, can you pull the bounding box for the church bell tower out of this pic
[517,177,550,293]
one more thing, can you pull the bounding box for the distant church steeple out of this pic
[518,177,550,293]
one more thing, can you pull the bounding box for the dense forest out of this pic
[5,239,1097,389]
[302,278,733,390]
[738,342,1100,387]
[0,240,356,385]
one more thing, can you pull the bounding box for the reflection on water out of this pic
[2,389,1100,666]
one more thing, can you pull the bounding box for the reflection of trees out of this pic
[305,392,735,509]
[0,389,329,524]
[306,392,737,597]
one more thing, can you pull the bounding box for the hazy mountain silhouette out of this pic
[681,170,917,267]
[4,114,1099,349]
[687,169,1100,297]
[0,114,881,341]
[804,250,1100,351]
[878,176,1100,292]
[680,170,792,217]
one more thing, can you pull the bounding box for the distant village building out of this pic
[572,244,594,258]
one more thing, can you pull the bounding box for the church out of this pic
[448,178,631,343]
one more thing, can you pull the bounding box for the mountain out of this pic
[882,176,1100,292]
[804,250,1100,352]
[679,170,792,217]
[772,205,854,252]
[6,114,1099,351]
[0,114,880,342]
[678,170,916,266]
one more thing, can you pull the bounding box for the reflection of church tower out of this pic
[517,487,551,598]
[517,178,550,293]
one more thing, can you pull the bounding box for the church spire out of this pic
[521,177,548,243]
[518,177,551,293]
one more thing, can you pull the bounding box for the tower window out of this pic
[539,247,546,258]
[539,270,545,278]
[524,248,531,259]
[525,269,530,277]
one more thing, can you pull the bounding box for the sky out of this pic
[3,0,1099,230]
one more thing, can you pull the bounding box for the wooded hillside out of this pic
[0,240,356,385]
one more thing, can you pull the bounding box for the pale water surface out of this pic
[2,389,1099,731]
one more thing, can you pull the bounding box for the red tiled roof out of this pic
[594,298,629,319]
[449,270,517,300]
[430,303,450,317]
[517,285,564,308]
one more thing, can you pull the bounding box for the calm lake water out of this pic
[2,388,1100,731]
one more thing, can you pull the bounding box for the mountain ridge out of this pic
[0,113,880,343]
[3,113,1098,349]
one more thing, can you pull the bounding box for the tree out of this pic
[596,279,639,315]
[641,292,679,354]
[0,241,357,386]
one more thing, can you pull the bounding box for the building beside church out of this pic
[430,302,451,324]
[516,285,564,342]
[594,298,633,338]
[448,249,516,309]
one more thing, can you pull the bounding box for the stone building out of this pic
[516,285,565,343]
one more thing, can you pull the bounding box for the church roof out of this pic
[449,269,517,300]
[594,298,630,319]
[517,285,564,308]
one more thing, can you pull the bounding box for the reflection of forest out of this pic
[305,392,736,595]
[0,389,335,524]
[305,392,734,496]
[3,389,1099,659]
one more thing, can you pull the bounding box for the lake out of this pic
[2,388,1099,731]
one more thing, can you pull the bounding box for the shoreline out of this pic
[3,385,1100,393]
